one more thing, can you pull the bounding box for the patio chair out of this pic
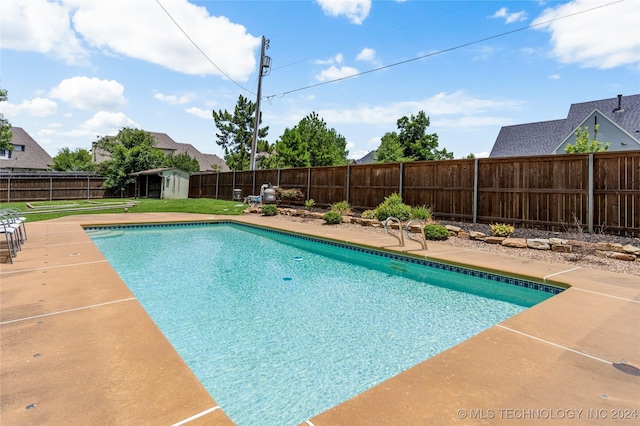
[0,214,20,263]
[0,208,27,244]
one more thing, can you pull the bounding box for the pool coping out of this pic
[1,212,638,425]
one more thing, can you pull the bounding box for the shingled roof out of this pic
[93,131,229,172]
[0,127,53,171]
[490,94,640,157]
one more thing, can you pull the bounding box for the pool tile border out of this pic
[84,221,565,296]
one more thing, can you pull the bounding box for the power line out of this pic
[265,0,625,99]
[154,0,255,95]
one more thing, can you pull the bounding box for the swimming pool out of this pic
[86,222,562,425]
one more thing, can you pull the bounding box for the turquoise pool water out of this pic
[87,222,560,425]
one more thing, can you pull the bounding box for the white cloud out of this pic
[1,0,261,79]
[0,97,58,117]
[185,107,212,119]
[316,0,371,25]
[491,7,528,24]
[154,92,196,105]
[50,76,126,110]
[356,48,376,62]
[315,91,522,129]
[549,74,561,80]
[533,0,639,69]
[0,0,88,65]
[69,111,138,137]
[316,65,359,82]
[68,0,260,79]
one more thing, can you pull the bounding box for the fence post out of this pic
[588,154,594,233]
[215,172,219,199]
[307,168,311,200]
[346,165,350,204]
[473,158,479,224]
[399,163,403,199]
[87,176,90,200]
[277,168,281,187]
[50,176,53,201]
[252,169,256,196]
[7,176,10,202]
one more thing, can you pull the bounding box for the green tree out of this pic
[212,95,269,171]
[93,128,165,192]
[0,85,13,152]
[375,132,409,163]
[272,112,349,168]
[163,152,200,172]
[52,147,96,171]
[376,111,453,163]
[565,125,610,153]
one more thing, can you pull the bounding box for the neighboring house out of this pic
[93,132,229,172]
[490,94,640,157]
[0,127,53,171]
[353,150,377,165]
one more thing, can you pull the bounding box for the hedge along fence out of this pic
[189,151,640,236]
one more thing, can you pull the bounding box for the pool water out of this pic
[87,223,557,425]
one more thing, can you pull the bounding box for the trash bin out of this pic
[233,188,242,201]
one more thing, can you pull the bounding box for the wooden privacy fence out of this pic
[190,151,640,236]
[0,172,109,202]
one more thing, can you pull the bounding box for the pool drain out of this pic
[26,404,36,410]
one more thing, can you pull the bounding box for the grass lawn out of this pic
[0,198,247,222]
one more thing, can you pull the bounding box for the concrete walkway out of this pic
[1,213,638,425]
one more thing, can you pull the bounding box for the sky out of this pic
[1,0,639,162]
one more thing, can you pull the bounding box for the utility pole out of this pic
[250,36,270,170]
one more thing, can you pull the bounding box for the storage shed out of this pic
[130,168,190,199]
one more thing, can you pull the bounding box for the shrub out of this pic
[323,211,343,224]
[491,223,515,237]
[305,199,315,210]
[361,210,376,220]
[261,205,279,216]
[331,200,351,215]
[410,205,432,221]
[424,224,450,240]
[373,193,412,221]
[275,187,303,200]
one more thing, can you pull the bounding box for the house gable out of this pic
[553,108,640,154]
[490,94,640,157]
[0,127,53,171]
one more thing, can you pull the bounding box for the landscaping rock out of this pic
[445,224,462,233]
[457,231,470,239]
[596,242,625,253]
[469,231,486,241]
[502,238,528,248]
[623,244,640,255]
[549,237,568,245]
[359,219,379,227]
[485,237,505,245]
[527,239,551,250]
[595,250,637,262]
[552,244,572,253]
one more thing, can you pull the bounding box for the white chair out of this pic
[1,208,27,244]
[0,214,20,263]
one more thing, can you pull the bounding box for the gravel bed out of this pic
[269,215,640,277]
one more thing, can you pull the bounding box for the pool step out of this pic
[85,229,124,239]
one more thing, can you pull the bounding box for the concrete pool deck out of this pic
[1,212,638,425]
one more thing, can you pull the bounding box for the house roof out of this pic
[354,150,377,165]
[93,131,229,172]
[490,94,640,157]
[0,127,53,171]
